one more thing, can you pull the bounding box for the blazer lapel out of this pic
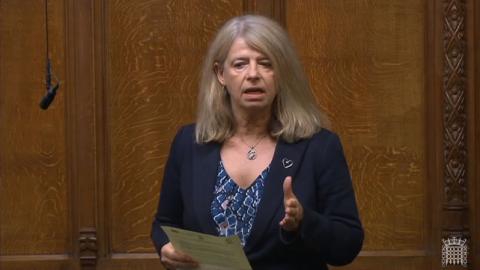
[245,138,309,252]
[192,142,220,235]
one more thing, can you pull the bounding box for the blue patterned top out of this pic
[211,161,269,246]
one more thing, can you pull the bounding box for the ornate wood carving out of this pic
[442,0,469,268]
[79,228,97,267]
[444,0,467,205]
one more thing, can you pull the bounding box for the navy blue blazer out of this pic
[151,124,363,270]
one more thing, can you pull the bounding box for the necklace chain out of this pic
[239,134,267,160]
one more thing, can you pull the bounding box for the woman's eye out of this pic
[258,62,272,69]
[233,62,246,69]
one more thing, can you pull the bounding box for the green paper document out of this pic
[162,226,252,270]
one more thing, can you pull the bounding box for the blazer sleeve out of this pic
[151,126,187,255]
[285,133,364,266]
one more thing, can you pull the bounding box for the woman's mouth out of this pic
[242,88,266,102]
[243,87,265,94]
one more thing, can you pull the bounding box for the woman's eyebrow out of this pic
[231,57,249,61]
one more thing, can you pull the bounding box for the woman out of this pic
[151,15,363,269]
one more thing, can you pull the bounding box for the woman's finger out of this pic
[169,250,196,262]
[161,243,199,269]
[285,198,298,208]
[285,207,297,216]
[161,256,199,269]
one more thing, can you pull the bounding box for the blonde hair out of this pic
[196,15,328,143]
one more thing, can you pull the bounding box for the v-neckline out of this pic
[219,160,269,191]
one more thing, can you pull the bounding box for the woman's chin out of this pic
[239,102,273,112]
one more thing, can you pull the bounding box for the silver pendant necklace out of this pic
[241,134,267,160]
[247,147,257,160]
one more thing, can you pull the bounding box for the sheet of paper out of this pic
[161,226,252,270]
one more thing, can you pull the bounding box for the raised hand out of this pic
[279,176,304,231]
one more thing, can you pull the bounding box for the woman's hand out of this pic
[160,242,199,269]
[279,176,304,231]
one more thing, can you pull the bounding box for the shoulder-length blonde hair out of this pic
[195,15,329,144]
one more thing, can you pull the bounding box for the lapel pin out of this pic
[282,158,293,169]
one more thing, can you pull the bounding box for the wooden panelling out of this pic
[467,0,480,269]
[331,256,429,270]
[441,0,469,257]
[0,0,69,258]
[287,0,428,252]
[98,258,161,270]
[243,0,285,25]
[64,0,100,267]
[104,0,243,254]
[1,0,478,269]
[0,257,73,270]
[425,0,443,268]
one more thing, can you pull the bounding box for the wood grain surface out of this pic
[105,0,243,253]
[1,1,478,269]
[0,0,69,256]
[287,0,427,251]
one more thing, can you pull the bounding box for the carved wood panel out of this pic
[443,0,467,206]
[441,0,470,268]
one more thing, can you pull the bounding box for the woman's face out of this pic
[216,38,277,115]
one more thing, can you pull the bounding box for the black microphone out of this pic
[39,58,59,110]
[39,83,59,110]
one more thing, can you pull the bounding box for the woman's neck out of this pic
[233,110,271,138]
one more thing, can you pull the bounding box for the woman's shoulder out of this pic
[167,124,197,162]
[301,128,347,159]
[168,124,196,153]
[308,127,341,146]
[173,123,196,140]
[179,123,196,133]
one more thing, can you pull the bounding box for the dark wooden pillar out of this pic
[440,0,470,269]
[66,0,98,268]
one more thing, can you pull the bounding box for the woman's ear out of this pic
[214,62,225,86]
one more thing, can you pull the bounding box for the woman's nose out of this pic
[246,63,259,79]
